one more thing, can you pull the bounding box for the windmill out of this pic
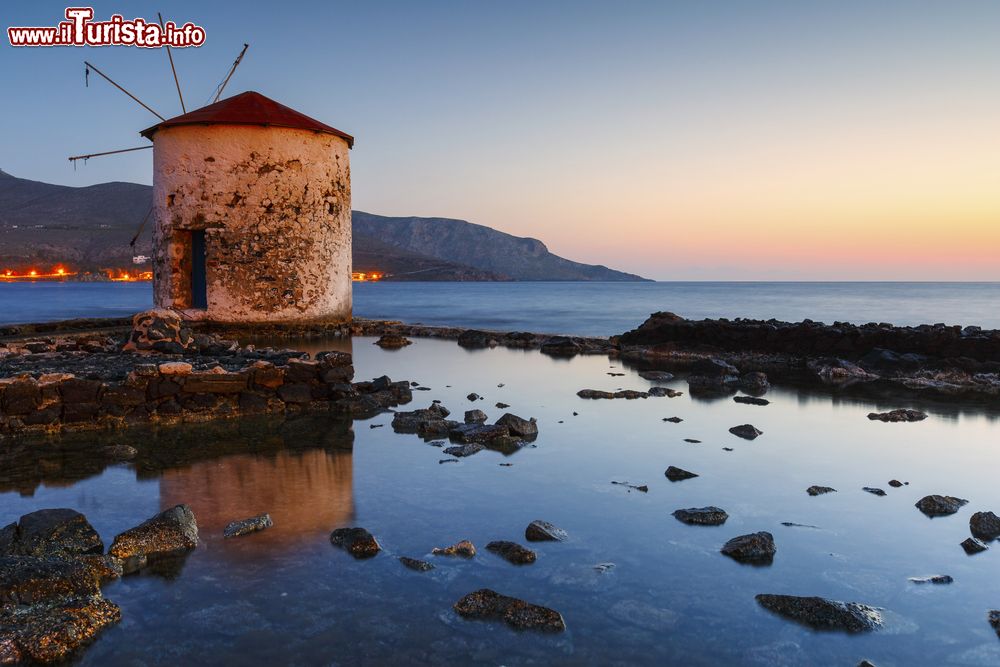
[67,16,249,265]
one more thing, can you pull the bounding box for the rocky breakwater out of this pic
[0,309,414,438]
[618,312,1000,398]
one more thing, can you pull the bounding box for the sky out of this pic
[1,0,998,281]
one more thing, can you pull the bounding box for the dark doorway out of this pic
[191,230,207,309]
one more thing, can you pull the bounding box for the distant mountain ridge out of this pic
[0,169,649,281]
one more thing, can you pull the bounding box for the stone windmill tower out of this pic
[139,91,354,323]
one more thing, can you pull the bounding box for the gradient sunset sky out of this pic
[1,1,998,280]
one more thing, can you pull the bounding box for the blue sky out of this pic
[2,1,999,279]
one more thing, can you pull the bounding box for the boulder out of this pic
[734,396,770,406]
[329,527,380,559]
[0,556,120,663]
[961,537,988,554]
[0,509,103,559]
[970,511,1000,541]
[740,371,770,394]
[448,423,509,444]
[457,330,496,349]
[638,371,674,382]
[432,540,476,558]
[398,557,434,572]
[867,409,927,423]
[914,495,968,517]
[540,336,582,357]
[453,588,565,632]
[223,514,273,539]
[755,594,883,632]
[989,610,1000,638]
[524,520,567,542]
[374,334,412,349]
[495,413,538,438]
[486,541,536,565]
[664,466,698,482]
[672,507,728,526]
[729,424,763,440]
[123,309,193,354]
[464,409,488,424]
[108,505,198,574]
[721,532,776,564]
[807,486,837,496]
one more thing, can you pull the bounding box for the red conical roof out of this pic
[140,91,353,147]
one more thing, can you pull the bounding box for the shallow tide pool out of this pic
[3,337,999,665]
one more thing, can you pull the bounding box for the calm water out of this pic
[2,337,999,665]
[2,281,1000,334]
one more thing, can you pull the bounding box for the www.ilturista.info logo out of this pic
[7,7,206,48]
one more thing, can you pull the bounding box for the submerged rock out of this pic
[374,334,412,349]
[989,610,1000,638]
[663,416,683,423]
[453,588,565,632]
[0,556,121,663]
[448,423,509,444]
[0,509,103,559]
[223,514,273,539]
[443,443,486,458]
[639,371,674,382]
[729,424,763,440]
[970,511,1000,540]
[108,505,198,574]
[432,540,476,558]
[863,487,887,497]
[664,466,698,482]
[740,371,770,394]
[867,409,927,423]
[486,541,536,565]
[908,575,953,584]
[525,520,568,542]
[495,413,538,438]
[755,594,883,632]
[734,396,770,406]
[721,531,776,564]
[672,507,728,526]
[807,486,837,496]
[611,481,648,493]
[961,537,988,554]
[329,527,381,559]
[914,495,968,517]
[398,557,434,572]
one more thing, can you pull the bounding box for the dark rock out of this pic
[399,557,434,572]
[0,556,120,663]
[464,409,488,424]
[721,531,776,564]
[734,396,770,406]
[486,541,536,565]
[374,334,412,349]
[914,494,968,517]
[525,520,567,542]
[989,610,1000,638]
[908,575,953,584]
[690,358,740,380]
[457,330,496,349]
[755,594,883,632]
[443,443,485,458]
[495,402,510,409]
[108,505,198,574]
[663,416,683,423]
[807,486,837,496]
[648,387,683,397]
[673,507,728,526]
[740,371,770,394]
[611,481,648,493]
[970,511,1000,540]
[0,509,103,559]
[466,392,481,401]
[593,562,615,573]
[888,479,903,488]
[961,537,988,554]
[540,336,582,357]
[863,487,887,497]
[495,413,538,438]
[438,458,459,464]
[391,404,453,433]
[664,466,698,482]
[329,527,381,559]
[453,588,565,632]
[867,409,927,422]
[729,424,763,440]
[432,540,476,558]
[223,514,273,539]
[638,371,674,382]
[684,438,701,443]
[103,445,137,461]
[449,423,509,444]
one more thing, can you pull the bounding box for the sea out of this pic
[1,281,999,333]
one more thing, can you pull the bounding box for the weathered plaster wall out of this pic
[151,124,351,322]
